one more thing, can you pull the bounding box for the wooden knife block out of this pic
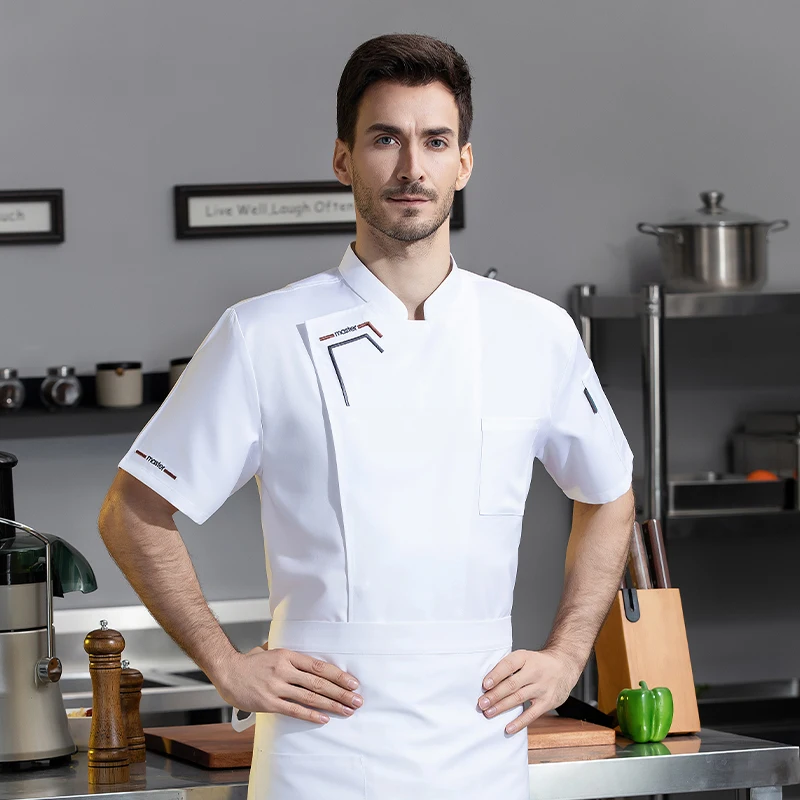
[594,587,700,735]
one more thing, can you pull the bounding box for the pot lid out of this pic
[668,191,767,227]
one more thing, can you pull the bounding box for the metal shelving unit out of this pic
[0,372,168,439]
[0,404,161,440]
[571,285,800,538]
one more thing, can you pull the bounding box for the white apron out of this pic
[245,276,529,799]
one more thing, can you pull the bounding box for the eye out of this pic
[376,136,397,146]
[429,138,448,149]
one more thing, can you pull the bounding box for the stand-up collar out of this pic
[336,244,464,321]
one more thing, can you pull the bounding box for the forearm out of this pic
[98,481,237,680]
[543,487,634,676]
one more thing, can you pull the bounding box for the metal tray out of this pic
[669,473,793,515]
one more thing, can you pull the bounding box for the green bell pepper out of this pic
[616,681,674,743]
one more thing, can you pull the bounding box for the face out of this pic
[333,80,473,244]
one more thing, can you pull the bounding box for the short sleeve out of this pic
[119,308,262,524]
[539,329,633,504]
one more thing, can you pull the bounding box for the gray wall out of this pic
[3,0,800,685]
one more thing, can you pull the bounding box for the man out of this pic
[99,33,634,800]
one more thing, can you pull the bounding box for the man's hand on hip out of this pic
[214,646,364,725]
[477,648,582,734]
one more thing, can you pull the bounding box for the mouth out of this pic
[387,196,430,205]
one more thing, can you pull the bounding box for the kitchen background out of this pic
[2,0,800,695]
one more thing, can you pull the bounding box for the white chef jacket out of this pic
[119,245,633,799]
[120,245,632,622]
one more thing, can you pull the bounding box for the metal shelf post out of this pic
[642,285,667,527]
[573,284,596,361]
[572,283,598,705]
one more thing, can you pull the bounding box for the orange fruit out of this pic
[747,469,779,482]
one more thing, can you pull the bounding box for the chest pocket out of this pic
[478,417,542,516]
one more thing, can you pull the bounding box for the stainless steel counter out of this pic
[0,752,250,800]
[1,729,798,800]
[527,729,799,800]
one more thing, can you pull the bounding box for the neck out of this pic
[352,224,452,320]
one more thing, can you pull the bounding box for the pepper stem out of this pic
[639,681,649,690]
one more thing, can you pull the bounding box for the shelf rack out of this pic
[0,372,169,440]
[571,286,800,538]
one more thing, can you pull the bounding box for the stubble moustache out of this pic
[351,165,455,243]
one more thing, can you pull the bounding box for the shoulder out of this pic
[467,271,579,350]
[228,268,346,332]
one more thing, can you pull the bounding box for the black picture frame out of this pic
[174,181,464,239]
[0,189,64,245]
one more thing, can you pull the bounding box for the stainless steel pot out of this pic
[637,191,789,293]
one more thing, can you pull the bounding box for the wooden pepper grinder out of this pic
[120,659,146,763]
[84,620,130,784]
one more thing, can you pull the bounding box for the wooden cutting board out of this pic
[144,723,255,769]
[145,716,615,767]
[527,715,616,750]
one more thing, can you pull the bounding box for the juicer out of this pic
[0,451,97,764]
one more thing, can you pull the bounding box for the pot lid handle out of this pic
[669,191,768,224]
[700,191,726,214]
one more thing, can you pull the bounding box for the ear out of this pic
[455,142,473,192]
[332,139,352,186]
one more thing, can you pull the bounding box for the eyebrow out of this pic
[365,123,456,138]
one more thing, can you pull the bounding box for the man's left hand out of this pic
[477,649,582,734]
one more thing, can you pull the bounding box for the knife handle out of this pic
[628,521,653,590]
[644,518,671,589]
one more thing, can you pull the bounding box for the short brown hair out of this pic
[337,33,473,149]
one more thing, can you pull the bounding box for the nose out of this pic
[396,143,425,184]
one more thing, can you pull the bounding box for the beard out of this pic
[351,165,455,243]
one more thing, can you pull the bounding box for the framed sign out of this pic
[174,181,464,239]
[0,189,64,244]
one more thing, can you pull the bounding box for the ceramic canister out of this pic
[95,362,143,408]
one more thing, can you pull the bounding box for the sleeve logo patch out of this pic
[135,450,177,480]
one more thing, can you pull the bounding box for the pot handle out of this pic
[767,219,790,234]
[637,223,683,244]
[637,223,662,236]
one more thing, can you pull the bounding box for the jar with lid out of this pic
[40,366,83,410]
[96,362,143,408]
[0,369,25,412]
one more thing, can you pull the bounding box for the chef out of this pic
[99,32,634,800]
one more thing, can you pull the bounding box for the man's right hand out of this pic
[214,646,363,724]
